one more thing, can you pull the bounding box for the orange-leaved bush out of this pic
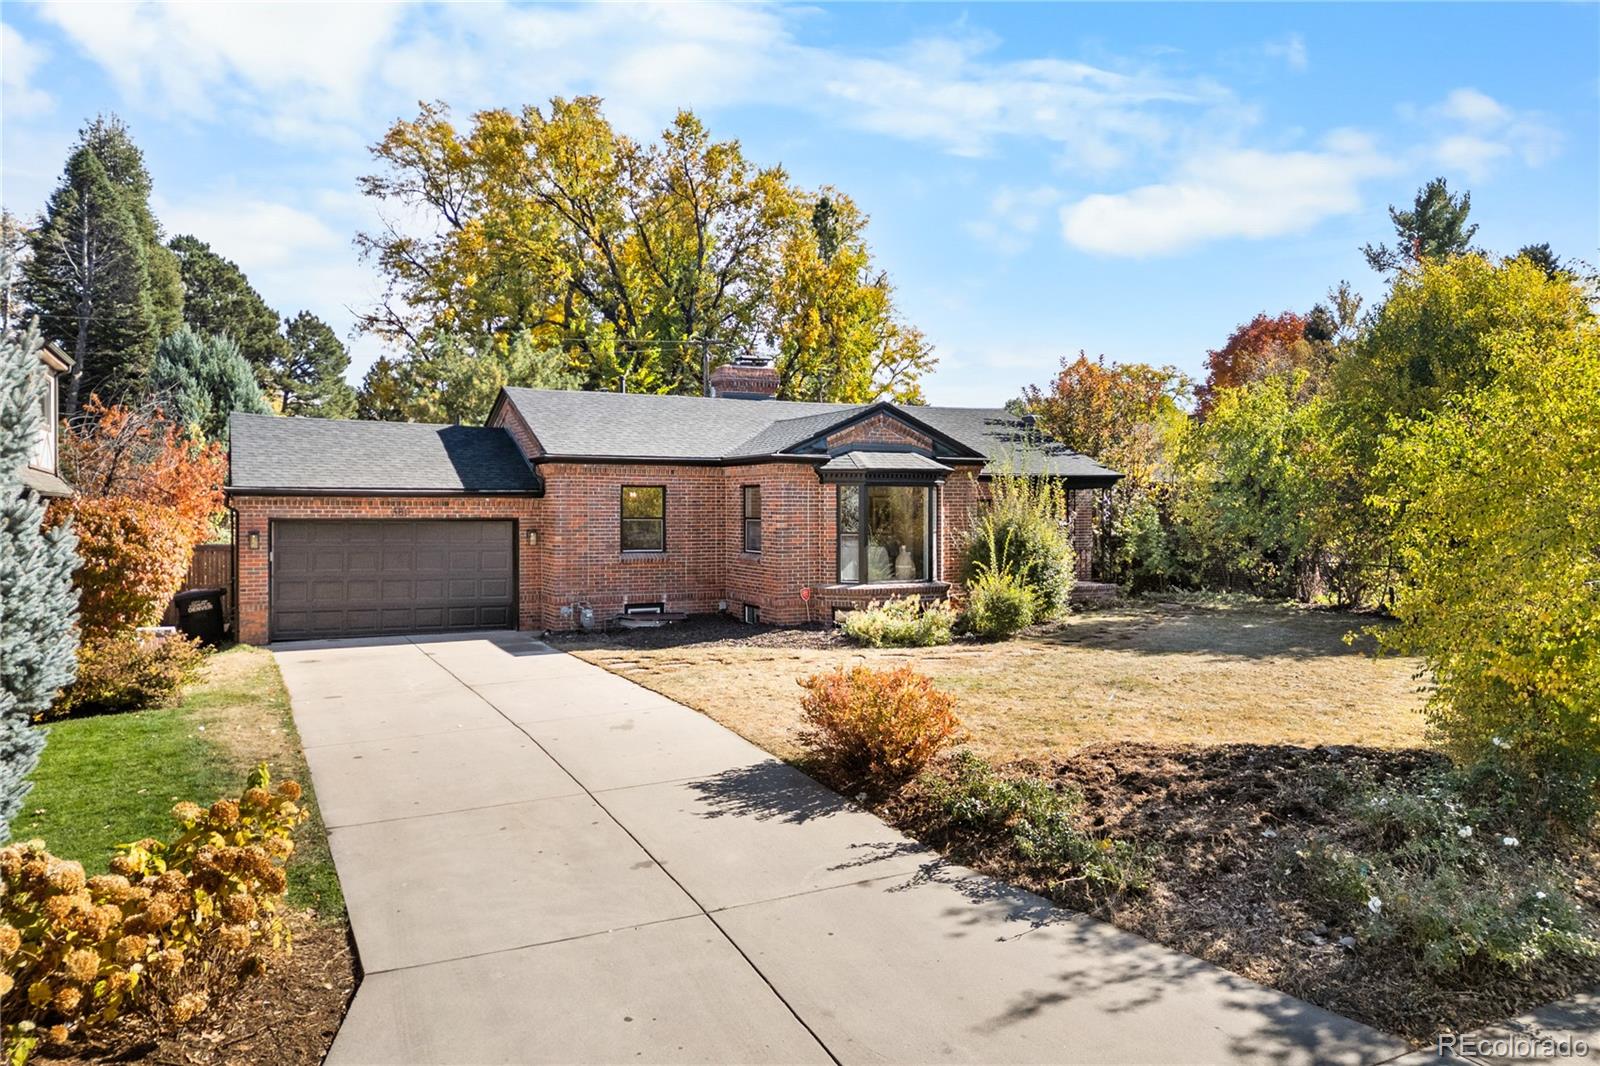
[797,664,961,792]
[0,766,306,1063]
[52,400,225,641]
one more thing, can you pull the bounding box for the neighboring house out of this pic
[21,340,73,499]
[224,361,1120,643]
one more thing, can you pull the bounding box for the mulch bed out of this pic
[879,743,1600,1044]
[43,911,357,1066]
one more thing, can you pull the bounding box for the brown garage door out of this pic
[270,520,515,641]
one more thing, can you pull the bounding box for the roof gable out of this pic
[487,389,1123,482]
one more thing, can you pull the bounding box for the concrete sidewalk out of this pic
[275,631,1408,1065]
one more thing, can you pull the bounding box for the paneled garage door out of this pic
[270,520,515,641]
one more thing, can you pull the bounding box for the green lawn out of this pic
[15,645,344,921]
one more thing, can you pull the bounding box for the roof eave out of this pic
[225,485,545,498]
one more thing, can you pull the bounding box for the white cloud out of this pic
[1263,33,1309,72]
[1059,130,1394,257]
[1418,88,1562,178]
[37,1,1245,172]
[965,185,1062,254]
[36,1,405,142]
[1,23,54,118]
[156,192,382,352]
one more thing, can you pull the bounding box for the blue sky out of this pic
[3,2,1596,405]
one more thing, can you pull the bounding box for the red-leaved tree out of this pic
[1196,312,1314,417]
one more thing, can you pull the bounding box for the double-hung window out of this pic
[742,485,762,553]
[836,483,932,584]
[620,486,665,552]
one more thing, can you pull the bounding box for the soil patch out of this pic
[879,742,1600,1044]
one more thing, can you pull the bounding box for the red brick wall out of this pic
[230,494,542,644]
[827,413,932,452]
[229,457,1092,640]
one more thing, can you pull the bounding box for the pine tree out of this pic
[23,147,156,414]
[171,234,291,389]
[78,116,184,340]
[1514,242,1564,280]
[147,327,271,440]
[1363,177,1478,275]
[0,321,80,842]
[280,311,356,418]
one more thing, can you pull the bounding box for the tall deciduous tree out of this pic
[147,327,271,441]
[356,98,933,399]
[1021,353,1190,587]
[23,148,156,413]
[358,329,581,424]
[1362,177,1477,275]
[280,312,356,418]
[170,234,290,389]
[769,191,933,403]
[1196,311,1321,417]
[0,322,79,840]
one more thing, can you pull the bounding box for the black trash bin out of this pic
[172,587,227,647]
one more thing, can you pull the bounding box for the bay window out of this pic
[836,483,933,584]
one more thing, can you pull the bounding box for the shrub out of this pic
[1285,773,1598,976]
[60,499,196,641]
[838,597,955,648]
[926,751,1150,894]
[0,766,306,1062]
[962,570,1036,640]
[54,401,226,642]
[49,634,205,719]
[798,664,961,791]
[960,474,1075,620]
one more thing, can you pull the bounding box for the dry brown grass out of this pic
[569,600,1430,763]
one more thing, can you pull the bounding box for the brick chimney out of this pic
[709,357,780,400]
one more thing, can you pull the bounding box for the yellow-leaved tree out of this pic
[356,98,932,403]
[1374,317,1600,817]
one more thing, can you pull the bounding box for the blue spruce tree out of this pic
[0,322,80,841]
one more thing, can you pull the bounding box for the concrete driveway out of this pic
[275,631,1407,1065]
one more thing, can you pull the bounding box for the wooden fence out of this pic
[160,543,233,626]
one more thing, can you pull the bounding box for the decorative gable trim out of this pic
[786,401,988,461]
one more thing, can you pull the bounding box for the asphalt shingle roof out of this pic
[500,389,1120,482]
[228,413,541,493]
[819,451,952,474]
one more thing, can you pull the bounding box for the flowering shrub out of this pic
[0,766,306,1062]
[838,597,956,648]
[49,634,205,719]
[961,570,1036,641]
[926,751,1150,894]
[1286,773,1597,976]
[798,664,961,791]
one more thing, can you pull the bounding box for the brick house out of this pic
[225,364,1120,643]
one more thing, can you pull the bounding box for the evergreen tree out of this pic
[1514,242,1564,280]
[170,234,291,389]
[23,148,156,414]
[1363,177,1478,275]
[0,321,80,841]
[1,211,29,332]
[280,311,356,418]
[147,327,271,440]
[77,116,184,339]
